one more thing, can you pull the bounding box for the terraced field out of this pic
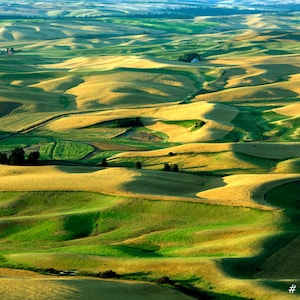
[0,10,299,300]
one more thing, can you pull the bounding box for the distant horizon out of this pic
[0,0,299,18]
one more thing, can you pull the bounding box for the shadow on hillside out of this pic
[174,281,250,300]
[0,102,22,117]
[231,151,277,172]
[122,274,251,300]
[220,180,300,294]
[56,164,100,173]
[225,105,276,142]
[192,167,257,176]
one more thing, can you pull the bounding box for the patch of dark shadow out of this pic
[227,98,298,106]
[279,33,300,41]
[55,165,100,173]
[121,271,150,280]
[84,117,144,129]
[172,279,250,300]
[231,151,278,172]
[113,244,162,258]
[196,167,259,176]
[117,127,163,142]
[265,49,293,55]
[223,67,248,77]
[62,212,98,240]
[0,130,13,140]
[220,180,300,292]
[256,64,300,78]
[260,30,300,41]
[224,105,276,142]
[0,102,22,117]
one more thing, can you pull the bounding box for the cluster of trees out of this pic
[134,161,179,172]
[178,52,201,63]
[163,163,179,172]
[101,117,143,128]
[194,121,206,128]
[0,147,40,165]
[0,47,15,55]
[115,117,143,127]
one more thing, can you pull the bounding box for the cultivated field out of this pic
[0,8,299,300]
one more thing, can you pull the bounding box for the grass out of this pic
[162,119,205,130]
[0,191,122,217]
[221,180,300,282]
[39,139,94,160]
[225,105,277,142]
[0,191,284,299]
[112,150,276,174]
[0,192,278,253]
[101,18,218,34]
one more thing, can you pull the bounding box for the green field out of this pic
[0,190,284,298]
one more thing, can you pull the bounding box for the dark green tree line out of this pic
[0,147,40,165]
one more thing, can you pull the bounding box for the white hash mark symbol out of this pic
[288,284,297,293]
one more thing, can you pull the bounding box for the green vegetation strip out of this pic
[0,191,278,259]
[39,140,94,160]
[101,18,217,34]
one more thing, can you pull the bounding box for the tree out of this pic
[28,151,40,164]
[171,164,179,172]
[178,52,201,63]
[135,161,142,169]
[100,158,108,167]
[195,120,206,128]
[9,147,25,165]
[163,163,171,171]
[0,153,8,164]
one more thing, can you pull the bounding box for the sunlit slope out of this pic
[0,165,299,209]
[110,142,300,174]
[0,184,296,300]
[38,56,202,108]
[195,55,300,103]
[45,101,237,142]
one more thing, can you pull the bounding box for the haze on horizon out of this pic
[0,0,299,18]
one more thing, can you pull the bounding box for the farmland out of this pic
[0,3,299,300]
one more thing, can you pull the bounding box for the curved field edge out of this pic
[0,174,299,299]
[0,269,196,300]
